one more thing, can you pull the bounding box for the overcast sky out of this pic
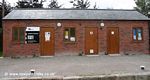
[0,0,136,9]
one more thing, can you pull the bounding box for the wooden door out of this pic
[85,27,98,55]
[107,27,119,54]
[40,27,55,56]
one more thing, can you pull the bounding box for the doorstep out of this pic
[40,56,54,58]
[86,55,99,57]
[109,54,121,56]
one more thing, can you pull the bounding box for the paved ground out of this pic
[0,55,150,79]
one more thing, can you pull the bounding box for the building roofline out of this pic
[3,19,150,21]
[4,8,149,20]
[13,8,136,11]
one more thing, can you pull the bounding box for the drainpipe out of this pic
[148,12,150,54]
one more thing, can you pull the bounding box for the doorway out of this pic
[107,27,119,54]
[40,27,55,56]
[85,27,98,55]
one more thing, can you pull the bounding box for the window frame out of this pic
[132,27,143,42]
[12,27,25,44]
[63,27,76,43]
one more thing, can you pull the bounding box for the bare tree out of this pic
[0,1,12,52]
[16,0,45,8]
[48,0,62,8]
[0,2,12,16]
[93,2,98,9]
[70,0,90,9]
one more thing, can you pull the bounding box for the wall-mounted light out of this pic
[56,22,62,27]
[99,21,105,29]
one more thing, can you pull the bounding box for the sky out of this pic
[0,0,137,9]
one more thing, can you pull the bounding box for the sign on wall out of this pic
[25,27,40,43]
[45,32,51,41]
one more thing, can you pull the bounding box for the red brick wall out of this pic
[3,20,149,57]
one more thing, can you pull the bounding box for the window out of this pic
[133,27,143,41]
[25,27,40,43]
[12,27,25,43]
[64,28,76,42]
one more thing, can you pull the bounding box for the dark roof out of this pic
[3,9,150,20]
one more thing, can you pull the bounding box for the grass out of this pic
[0,51,2,57]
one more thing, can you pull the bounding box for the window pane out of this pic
[133,29,136,40]
[19,28,25,43]
[133,28,143,41]
[70,28,75,42]
[70,28,75,37]
[64,29,69,40]
[12,28,18,41]
[137,28,142,40]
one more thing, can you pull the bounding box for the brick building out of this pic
[2,9,150,57]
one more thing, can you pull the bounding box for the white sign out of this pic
[26,27,40,31]
[70,37,75,41]
[45,32,51,41]
[111,31,114,35]
[90,49,94,54]
[90,31,93,35]
[65,36,69,39]
[28,35,34,39]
